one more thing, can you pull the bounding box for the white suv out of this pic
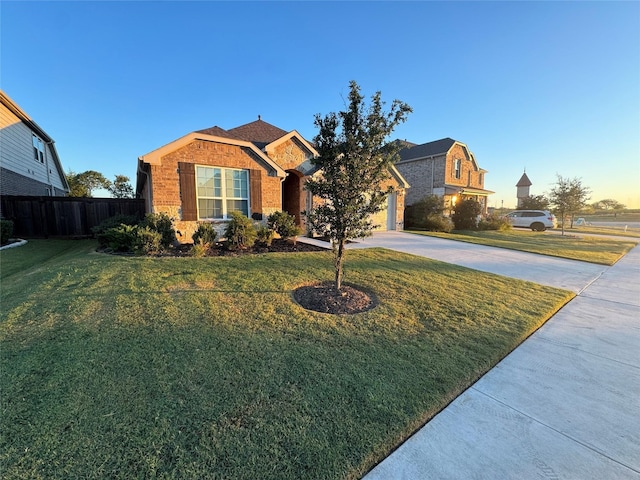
[504,210,557,231]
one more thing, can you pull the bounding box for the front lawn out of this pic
[1,240,573,479]
[407,229,637,265]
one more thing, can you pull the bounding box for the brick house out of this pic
[395,137,493,214]
[136,118,409,242]
[0,90,69,197]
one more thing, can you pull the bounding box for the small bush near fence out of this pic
[1,219,14,245]
[95,213,176,254]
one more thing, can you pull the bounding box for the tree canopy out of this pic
[519,194,550,210]
[548,174,591,233]
[304,81,411,291]
[66,170,111,197]
[108,175,135,199]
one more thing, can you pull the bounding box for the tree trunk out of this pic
[334,238,346,292]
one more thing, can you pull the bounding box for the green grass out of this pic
[1,240,574,479]
[558,224,640,238]
[407,229,637,265]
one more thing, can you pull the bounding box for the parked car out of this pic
[504,210,557,231]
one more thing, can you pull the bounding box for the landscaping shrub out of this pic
[141,212,176,247]
[452,199,482,230]
[190,242,208,257]
[224,211,257,249]
[423,214,454,233]
[404,195,445,229]
[134,226,162,254]
[192,222,218,246]
[478,215,512,231]
[256,224,275,246]
[1,219,14,244]
[91,214,140,236]
[98,224,139,252]
[267,211,302,240]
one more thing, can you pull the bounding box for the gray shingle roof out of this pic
[398,137,457,161]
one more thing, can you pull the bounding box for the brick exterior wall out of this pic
[0,167,66,197]
[397,143,487,208]
[148,139,282,242]
[396,156,446,206]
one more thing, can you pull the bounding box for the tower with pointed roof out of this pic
[516,171,532,207]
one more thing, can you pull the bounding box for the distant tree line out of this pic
[65,170,134,198]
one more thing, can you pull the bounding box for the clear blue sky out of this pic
[2,1,639,208]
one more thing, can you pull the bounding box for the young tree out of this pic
[304,81,412,291]
[548,175,591,233]
[519,194,550,210]
[108,175,135,198]
[66,170,111,197]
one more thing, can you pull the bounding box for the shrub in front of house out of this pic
[192,222,218,246]
[91,214,140,237]
[423,214,454,233]
[224,211,257,250]
[134,226,163,254]
[267,211,302,241]
[1,219,14,245]
[452,199,482,230]
[256,224,275,247]
[404,195,445,229]
[98,224,139,252]
[140,212,176,248]
[478,215,512,231]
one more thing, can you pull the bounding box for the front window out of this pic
[32,135,45,163]
[454,159,461,179]
[196,166,249,219]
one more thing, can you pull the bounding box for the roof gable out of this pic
[138,132,286,178]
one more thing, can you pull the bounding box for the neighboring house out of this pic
[136,117,409,242]
[516,171,532,207]
[0,90,69,196]
[395,137,493,214]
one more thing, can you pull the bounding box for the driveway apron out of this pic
[335,232,640,480]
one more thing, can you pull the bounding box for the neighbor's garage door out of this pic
[370,193,397,231]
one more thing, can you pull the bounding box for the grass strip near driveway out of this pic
[407,229,637,265]
[1,240,573,480]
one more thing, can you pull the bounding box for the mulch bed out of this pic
[293,281,378,315]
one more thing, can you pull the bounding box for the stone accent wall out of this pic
[266,137,312,172]
[148,139,282,243]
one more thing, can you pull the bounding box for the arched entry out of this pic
[282,170,305,226]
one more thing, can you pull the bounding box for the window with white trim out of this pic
[33,134,45,163]
[196,166,249,219]
[454,159,461,179]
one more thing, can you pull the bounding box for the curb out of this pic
[0,239,28,251]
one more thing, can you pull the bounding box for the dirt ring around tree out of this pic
[292,281,379,315]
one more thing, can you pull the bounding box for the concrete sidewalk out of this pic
[349,234,640,479]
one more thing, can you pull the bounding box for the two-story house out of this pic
[395,137,493,214]
[0,90,69,197]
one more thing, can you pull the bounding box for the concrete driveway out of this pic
[345,231,608,294]
[301,231,640,479]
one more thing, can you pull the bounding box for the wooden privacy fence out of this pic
[1,196,146,238]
